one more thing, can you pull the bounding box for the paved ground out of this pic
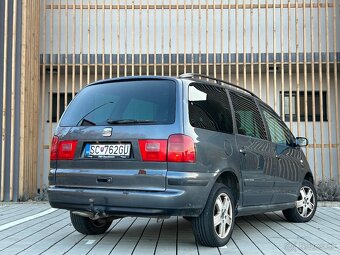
[0,203,339,255]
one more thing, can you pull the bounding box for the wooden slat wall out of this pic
[2,0,339,200]
[0,0,39,201]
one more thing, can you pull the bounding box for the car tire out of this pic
[192,183,235,247]
[70,212,113,235]
[282,180,317,222]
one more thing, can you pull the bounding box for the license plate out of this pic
[85,144,131,158]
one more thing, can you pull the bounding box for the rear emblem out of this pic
[102,127,112,137]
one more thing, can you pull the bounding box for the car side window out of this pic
[188,83,233,134]
[229,91,267,140]
[261,104,293,145]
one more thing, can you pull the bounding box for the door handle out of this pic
[275,155,282,160]
[239,148,246,155]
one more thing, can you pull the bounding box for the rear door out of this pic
[53,78,181,191]
[229,92,276,206]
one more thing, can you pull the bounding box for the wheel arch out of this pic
[304,171,314,184]
[215,169,241,205]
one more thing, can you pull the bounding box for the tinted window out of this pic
[261,104,293,145]
[229,91,267,140]
[188,83,233,133]
[60,80,176,126]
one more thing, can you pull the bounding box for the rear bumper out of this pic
[48,183,211,217]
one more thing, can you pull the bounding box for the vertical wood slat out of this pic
[79,0,83,91]
[250,0,254,92]
[235,0,238,85]
[288,1,293,131]
[95,0,98,80]
[1,0,9,201]
[110,0,113,78]
[212,0,216,78]
[154,0,157,76]
[325,0,333,179]
[168,0,172,76]
[280,0,285,122]
[124,2,127,77]
[65,0,69,113]
[258,0,261,98]
[183,0,186,75]
[205,0,209,77]
[296,0,300,137]
[102,0,105,79]
[303,0,309,159]
[317,0,325,180]
[198,0,201,75]
[191,1,194,74]
[334,0,340,183]
[176,0,179,76]
[131,1,135,76]
[220,0,224,80]
[56,0,61,123]
[117,0,120,77]
[265,0,269,103]
[146,0,149,76]
[311,0,317,179]
[242,0,246,89]
[273,0,277,112]
[9,0,18,201]
[40,0,47,194]
[87,0,90,83]
[139,0,142,75]
[71,0,75,96]
[228,1,231,82]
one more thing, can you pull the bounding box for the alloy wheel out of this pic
[213,193,233,239]
[296,186,315,218]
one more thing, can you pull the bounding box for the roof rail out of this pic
[179,73,259,99]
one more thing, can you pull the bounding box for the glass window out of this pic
[60,80,176,126]
[229,91,267,140]
[280,91,327,122]
[188,83,233,134]
[261,104,293,145]
[52,93,73,123]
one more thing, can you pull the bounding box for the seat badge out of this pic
[102,127,112,137]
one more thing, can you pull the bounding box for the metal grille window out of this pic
[51,93,73,123]
[280,91,328,122]
[229,92,267,140]
[261,104,293,145]
[188,83,233,134]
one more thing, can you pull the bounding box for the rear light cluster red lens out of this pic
[50,136,78,160]
[138,134,196,163]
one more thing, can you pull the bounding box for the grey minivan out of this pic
[48,74,317,247]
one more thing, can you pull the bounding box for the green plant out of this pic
[316,179,340,201]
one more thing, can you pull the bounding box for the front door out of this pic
[260,104,303,204]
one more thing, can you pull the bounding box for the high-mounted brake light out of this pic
[168,134,196,163]
[50,135,78,160]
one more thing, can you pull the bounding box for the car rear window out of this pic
[60,79,176,126]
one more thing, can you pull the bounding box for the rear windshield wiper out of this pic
[106,119,156,125]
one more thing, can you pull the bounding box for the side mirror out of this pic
[295,137,308,147]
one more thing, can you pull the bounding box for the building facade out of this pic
[0,0,339,201]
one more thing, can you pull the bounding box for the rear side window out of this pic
[188,83,233,134]
[60,80,176,126]
[260,104,293,145]
[229,91,267,140]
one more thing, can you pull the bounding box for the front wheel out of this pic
[192,183,235,247]
[282,180,317,222]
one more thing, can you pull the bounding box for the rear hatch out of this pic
[52,78,181,191]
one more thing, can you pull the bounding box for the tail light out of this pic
[138,140,167,161]
[138,134,196,163]
[50,135,78,160]
[168,134,196,163]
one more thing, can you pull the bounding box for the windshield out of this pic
[60,79,176,126]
